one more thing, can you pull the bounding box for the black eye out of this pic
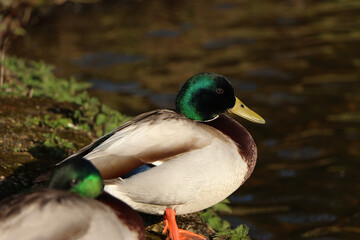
[240,104,245,108]
[70,179,79,187]
[216,88,224,94]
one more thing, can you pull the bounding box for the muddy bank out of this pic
[0,96,93,197]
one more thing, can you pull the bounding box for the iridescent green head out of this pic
[49,157,103,198]
[176,72,265,123]
[176,73,235,121]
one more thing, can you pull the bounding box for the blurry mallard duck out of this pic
[0,157,145,240]
[63,72,265,240]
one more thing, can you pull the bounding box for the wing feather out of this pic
[66,110,212,179]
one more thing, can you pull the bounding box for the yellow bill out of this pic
[228,97,265,124]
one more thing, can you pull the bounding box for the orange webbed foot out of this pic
[163,208,206,240]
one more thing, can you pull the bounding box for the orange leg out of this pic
[162,208,206,240]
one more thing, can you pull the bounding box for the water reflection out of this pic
[73,52,146,68]
[9,0,360,239]
[203,38,255,50]
[146,29,181,38]
[275,213,337,224]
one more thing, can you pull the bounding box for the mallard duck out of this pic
[0,157,145,240]
[64,72,265,240]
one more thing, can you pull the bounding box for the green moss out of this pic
[200,199,251,240]
[1,56,130,137]
[42,132,76,151]
[25,115,74,129]
[13,147,21,152]
[215,225,251,240]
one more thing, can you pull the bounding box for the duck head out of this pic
[49,157,104,198]
[176,72,265,123]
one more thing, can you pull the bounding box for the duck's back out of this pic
[0,190,141,240]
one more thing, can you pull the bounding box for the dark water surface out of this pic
[10,0,360,239]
